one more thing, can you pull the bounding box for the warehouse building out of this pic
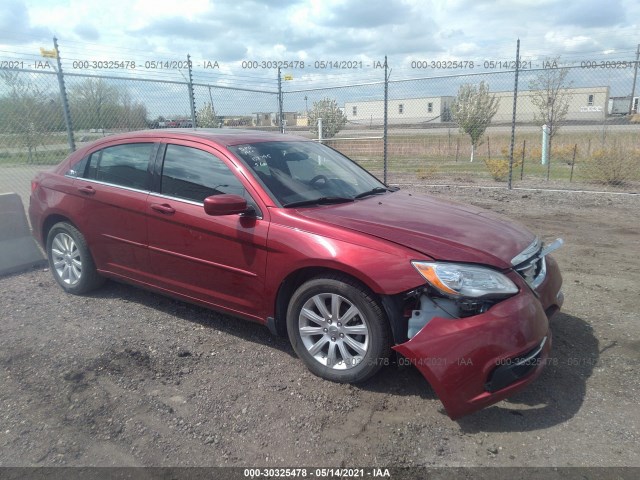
[492,86,609,122]
[344,96,455,125]
[343,86,610,125]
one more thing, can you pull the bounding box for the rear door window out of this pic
[92,143,154,190]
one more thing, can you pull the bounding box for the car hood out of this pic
[297,191,535,269]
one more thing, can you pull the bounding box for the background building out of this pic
[253,112,299,127]
[343,86,611,125]
[493,86,609,123]
[344,97,454,125]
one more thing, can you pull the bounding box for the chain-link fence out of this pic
[2,41,639,213]
[377,63,639,189]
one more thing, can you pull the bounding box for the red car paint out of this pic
[29,129,563,419]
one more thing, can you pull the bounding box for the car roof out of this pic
[101,129,313,147]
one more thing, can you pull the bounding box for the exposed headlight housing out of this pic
[412,261,518,299]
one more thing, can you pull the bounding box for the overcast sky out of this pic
[2,0,639,74]
[1,0,639,117]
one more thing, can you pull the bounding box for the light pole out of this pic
[304,95,308,115]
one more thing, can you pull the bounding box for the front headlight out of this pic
[411,261,518,299]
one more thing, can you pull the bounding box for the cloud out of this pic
[2,0,638,84]
[73,24,100,42]
[0,0,51,44]
[318,0,414,28]
[134,18,216,41]
[554,0,626,27]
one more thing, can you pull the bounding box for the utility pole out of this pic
[277,67,284,133]
[206,85,219,125]
[383,55,389,184]
[508,38,520,190]
[629,44,639,115]
[186,54,196,127]
[53,37,75,152]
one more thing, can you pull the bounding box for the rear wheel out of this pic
[46,222,104,294]
[287,275,391,383]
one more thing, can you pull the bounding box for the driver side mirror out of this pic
[203,194,252,216]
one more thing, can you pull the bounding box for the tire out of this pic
[286,274,391,383]
[46,222,104,294]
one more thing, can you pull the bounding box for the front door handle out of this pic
[77,185,96,195]
[150,203,176,215]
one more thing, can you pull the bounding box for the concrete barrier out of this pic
[0,192,46,276]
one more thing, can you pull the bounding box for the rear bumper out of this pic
[393,255,563,419]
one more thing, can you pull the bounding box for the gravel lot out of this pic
[0,187,638,468]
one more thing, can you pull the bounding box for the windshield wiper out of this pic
[353,187,391,199]
[283,196,354,208]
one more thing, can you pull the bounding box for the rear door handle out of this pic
[77,185,96,195]
[150,203,176,215]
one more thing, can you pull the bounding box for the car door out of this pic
[146,140,269,320]
[72,140,159,281]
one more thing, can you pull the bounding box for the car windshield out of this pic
[229,141,389,207]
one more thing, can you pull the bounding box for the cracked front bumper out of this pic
[393,255,563,419]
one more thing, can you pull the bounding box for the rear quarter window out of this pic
[65,155,89,178]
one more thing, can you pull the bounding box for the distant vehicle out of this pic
[608,97,632,115]
[29,129,564,419]
[608,96,640,115]
[178,120,193,128]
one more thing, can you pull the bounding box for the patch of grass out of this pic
[0,149,67,166]
[484,158,522,181]
[331,129,640,185]
[582,146,640,185]
[0,132,70,150]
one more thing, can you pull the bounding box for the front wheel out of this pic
[286,275,391,383]
[46,222,104,294]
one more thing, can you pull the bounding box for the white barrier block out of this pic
[0,193,46,276]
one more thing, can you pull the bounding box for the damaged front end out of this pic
[384,238,564,419]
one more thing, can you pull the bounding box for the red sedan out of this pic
[29,129,564,419]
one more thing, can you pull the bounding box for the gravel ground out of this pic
[0,187,638,468]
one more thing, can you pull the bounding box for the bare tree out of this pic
[450,81,499,162]
[69,78,148,131]
[70,78,121,130]
[118,91,147,130]
[528,57,572,156]
[0,71,52,163]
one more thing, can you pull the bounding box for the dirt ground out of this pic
[0,186,638,469]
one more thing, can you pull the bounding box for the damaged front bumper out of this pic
[392,255,564,420]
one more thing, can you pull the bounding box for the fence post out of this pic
[277,67,284,134]
[186,54,197,127]
[383,55,388,184]
[541,124,550,164]
[569,143,577,182]
[541,124,552,180]
[507,38,520,190]
[629,44,639,115]
[520,139,526,180]
[53,37,75,152]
